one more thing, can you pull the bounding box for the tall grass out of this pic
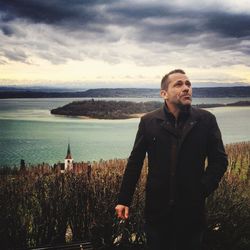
[0,142,249,250]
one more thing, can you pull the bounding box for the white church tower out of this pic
[64,143,73,171]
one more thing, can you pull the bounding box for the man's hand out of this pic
[115,204,129,220]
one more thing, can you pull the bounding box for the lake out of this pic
[0,97,249,166]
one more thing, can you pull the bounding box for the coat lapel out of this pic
[154,105,179,137]
[160,120,179,137]
[154,105,200,142]
[179,115,199,147]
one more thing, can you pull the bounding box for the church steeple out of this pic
[64,143,73,171]
[65,143,72,159]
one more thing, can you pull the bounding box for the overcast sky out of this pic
[0,0,250,88]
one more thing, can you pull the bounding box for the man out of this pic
[115,69,228,250]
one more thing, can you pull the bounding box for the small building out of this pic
[64,143,73,172]
[55,143,91,174]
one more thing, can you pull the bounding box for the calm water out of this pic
[0,97,249,166]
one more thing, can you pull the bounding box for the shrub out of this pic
[0,142,249,249]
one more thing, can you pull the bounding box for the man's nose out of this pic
[183,84,190,92]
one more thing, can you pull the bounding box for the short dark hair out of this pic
[161,69,186,90]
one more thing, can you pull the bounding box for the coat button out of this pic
[169,200,174,205]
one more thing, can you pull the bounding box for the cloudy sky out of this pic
[1,0,250,88]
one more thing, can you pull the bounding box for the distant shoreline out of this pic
[51,100,250,120]
[1,86,250,99]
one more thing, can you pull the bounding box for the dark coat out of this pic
[118,105,228,227]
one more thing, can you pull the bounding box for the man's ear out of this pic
[160,89,168,100]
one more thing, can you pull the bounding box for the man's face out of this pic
[161,73,192,108]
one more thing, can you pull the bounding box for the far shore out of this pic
[51,100,250,120]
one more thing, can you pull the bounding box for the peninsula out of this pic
[51,100,161,119]
[50,100,250,119]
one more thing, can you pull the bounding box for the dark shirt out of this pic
[163,103,190,132]
[163,103,191,206]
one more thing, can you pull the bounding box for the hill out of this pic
[51,100,250,119]
[1,86,250,99]
[51,100,161,119]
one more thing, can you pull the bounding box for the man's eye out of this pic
[175,82,182,86]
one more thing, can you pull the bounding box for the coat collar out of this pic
[155,104,201,143]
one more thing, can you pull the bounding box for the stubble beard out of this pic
[176,97,192,110]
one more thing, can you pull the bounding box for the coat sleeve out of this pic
[201,114,228,197]
[117,117,147,206]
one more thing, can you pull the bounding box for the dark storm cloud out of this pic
[0,0,116,43]
[131,18,202,44]
[106,3,201,36]
[111,4,250,58]
[111,4,250,39]
[205,12,250,38]
[0,0,96,24]
[1,0,250,40]
[108,4,173,20]
[1,25,14,36]
[1,0,250,66]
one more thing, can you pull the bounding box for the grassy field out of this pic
[0,142,249,249]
